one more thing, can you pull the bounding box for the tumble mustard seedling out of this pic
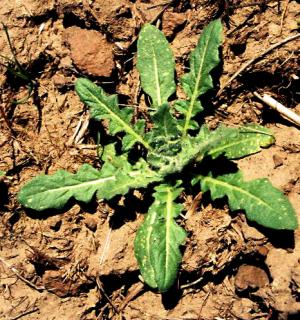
[18,20,298,292]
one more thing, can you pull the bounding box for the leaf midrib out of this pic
[88,92,153,151]
[182,25,215,137]
[203,176,273,211]
[152,46,162,106]
[164,187,173,287]
[208,135,268,157]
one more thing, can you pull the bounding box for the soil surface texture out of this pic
[0,1,300,319]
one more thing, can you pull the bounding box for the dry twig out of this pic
[253,92,300,126]
[9,307,39,320]
[180,275,204,289]
[0,256,44,292]
[280,0,290,34]
[217,33,300,96]
[184,192,202,219]
[119,282,144,311]
[95,276,119,314]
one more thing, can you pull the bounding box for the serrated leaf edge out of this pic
[76,79,152,151]
[182,20,221,137]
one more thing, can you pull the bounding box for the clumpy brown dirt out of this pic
[0,1,300,319]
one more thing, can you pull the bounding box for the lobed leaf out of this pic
[179,19,222,135]
[198,171,298,230]
[146,123,274,176]
[75,78,151,151]
[134,183,186,292]
[18,145,160,211]
[137,24,176,108]
[195,124,275,161]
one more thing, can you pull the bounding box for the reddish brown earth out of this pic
[0,1,299,319]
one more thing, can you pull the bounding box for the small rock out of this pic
[257,245,269,257]
[22,262,36,279]
[52,74,67,88]
[43,270,72,297]
[240,220,266,240]
[235,265,269,291]
[64,27,115,77]
[273,154,283,168]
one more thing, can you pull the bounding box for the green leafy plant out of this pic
[18,20,298,292]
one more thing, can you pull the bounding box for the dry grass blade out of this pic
[217,33,300,97]
[0,256,45,292]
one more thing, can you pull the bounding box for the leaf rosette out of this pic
[18,19,298,294]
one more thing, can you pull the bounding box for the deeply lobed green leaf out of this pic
[198,171,298,230]
[134,183,186,292]
[179,19,222,135]
[147,124,274,176]
[196,124,275,161]
[18,145,160,211]
[75,78,151,151]
[137,24,176,108]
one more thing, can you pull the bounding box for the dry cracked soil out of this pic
[0,1,300,319]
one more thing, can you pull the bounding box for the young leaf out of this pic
[195,124,275,162]
[18,145,160,211]
[146,104,182,167]
[147,131,212,176]
[146,123,273,176]
[179,19,222,135]
[137,24,176,108]
[147,135,201,175]
[198,171,298,230]
[135,183,187,292]
[150,103,181,141]
[75,78,151,151]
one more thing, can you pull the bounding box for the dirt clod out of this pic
[273,154,284,168]
[64,27,115,77]
[235,265,269,291]
[43,269,90,297]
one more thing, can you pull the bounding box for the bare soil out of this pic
[0,1,299,319]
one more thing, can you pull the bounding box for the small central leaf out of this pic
[146,104,182,168]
